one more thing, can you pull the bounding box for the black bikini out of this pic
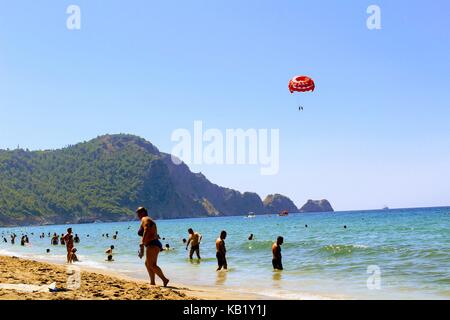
[146,239,163,250]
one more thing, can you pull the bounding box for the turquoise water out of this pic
[1,207,449,299]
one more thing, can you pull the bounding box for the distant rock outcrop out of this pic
[299,199,334,213]
[263,194,299,214]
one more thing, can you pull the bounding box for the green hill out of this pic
[0,134,299,226]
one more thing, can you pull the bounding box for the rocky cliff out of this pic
[299,199,334,213]
[263,194,299,214]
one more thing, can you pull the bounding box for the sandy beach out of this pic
[0,254,266,300]
[0,255,195,300]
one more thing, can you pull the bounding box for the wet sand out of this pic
[0,255,263,300]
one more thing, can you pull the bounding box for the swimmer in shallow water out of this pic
[216,230,227,271]
[272,236,284,270]
[186,228,202,259]
[51,233,59,245]
[60,233,66,245]
[163,244,174,251]
[69,247,79,263]
[105,245,114,261]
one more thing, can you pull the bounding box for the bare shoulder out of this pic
[141,216,152,227]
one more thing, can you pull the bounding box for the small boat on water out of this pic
[245,212,256,218]
[278,210,289,216]
[382,206,389,210]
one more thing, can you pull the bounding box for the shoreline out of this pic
[0,253,271,300]
[2,205,449,228]
[3,208,447,300]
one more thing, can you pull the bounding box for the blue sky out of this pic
[0,0,449,211]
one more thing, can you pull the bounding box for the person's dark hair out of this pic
[188,228,194,234]
[136,207,148,216]
[165,244,170,248]
[277,236,284,243]
[220,230,227,238]
[67,228,72,233]
[182,238,187,243]
[111,245,114,249]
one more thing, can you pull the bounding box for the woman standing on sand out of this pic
[136,207,169,287]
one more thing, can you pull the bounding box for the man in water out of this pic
[272,236,284,270]
[51,233,59,245]
[186,228,202,259]
[216,230,227,271]
[63,228,74,263]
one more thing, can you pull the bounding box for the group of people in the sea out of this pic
[0,206,288,287]
[134,206,285,286]
[49,232,80,246]
[2,233,31,246]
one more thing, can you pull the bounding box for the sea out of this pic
[1,207,449,300]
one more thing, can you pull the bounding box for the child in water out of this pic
[69,248,79,263]
[105,245,114,261]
